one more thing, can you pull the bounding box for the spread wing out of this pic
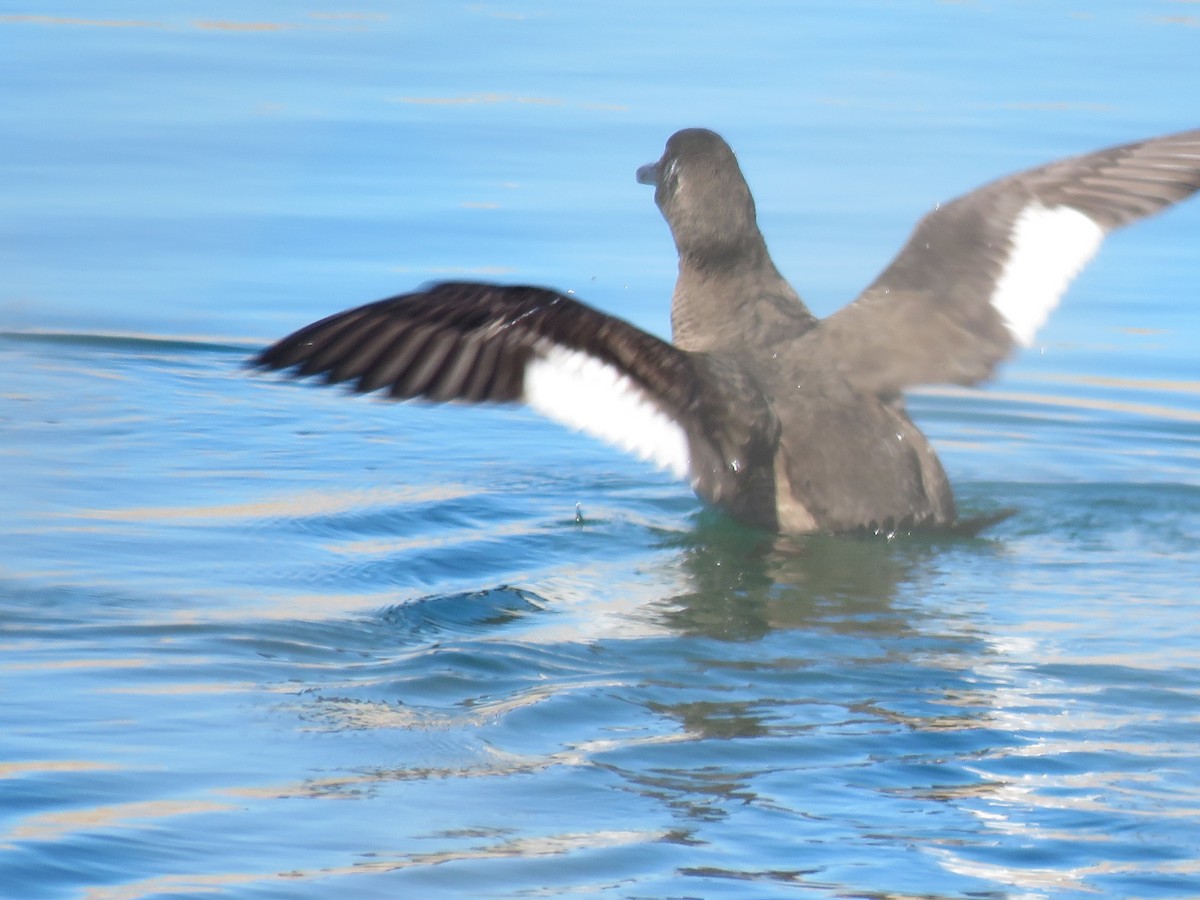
[254,281,699,477]
[816,127,1200,395]
[252,281,780,520]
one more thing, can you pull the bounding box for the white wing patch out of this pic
[523,344,691,479]
[990,202,1106,346]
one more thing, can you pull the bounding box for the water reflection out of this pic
[651,516,983,641]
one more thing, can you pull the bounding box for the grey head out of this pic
[636,129,816,353]
[636,128,770,271]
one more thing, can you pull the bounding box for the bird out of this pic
[253,126,1200,535]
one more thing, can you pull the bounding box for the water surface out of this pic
[3,3,1200,898]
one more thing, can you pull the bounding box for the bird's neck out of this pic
[670,246,790,353]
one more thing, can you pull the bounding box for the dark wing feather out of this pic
[815,127,1200,396]
[254,281,697,408]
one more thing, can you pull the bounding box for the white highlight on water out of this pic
[524,345,691,478]
[990,202,1105,346]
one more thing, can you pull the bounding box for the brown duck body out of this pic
[255,127,1200,533]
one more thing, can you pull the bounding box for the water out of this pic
[4,3,1200,897]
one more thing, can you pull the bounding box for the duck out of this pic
[254,126,1200,534]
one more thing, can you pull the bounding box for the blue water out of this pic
[4,3,1200,898]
